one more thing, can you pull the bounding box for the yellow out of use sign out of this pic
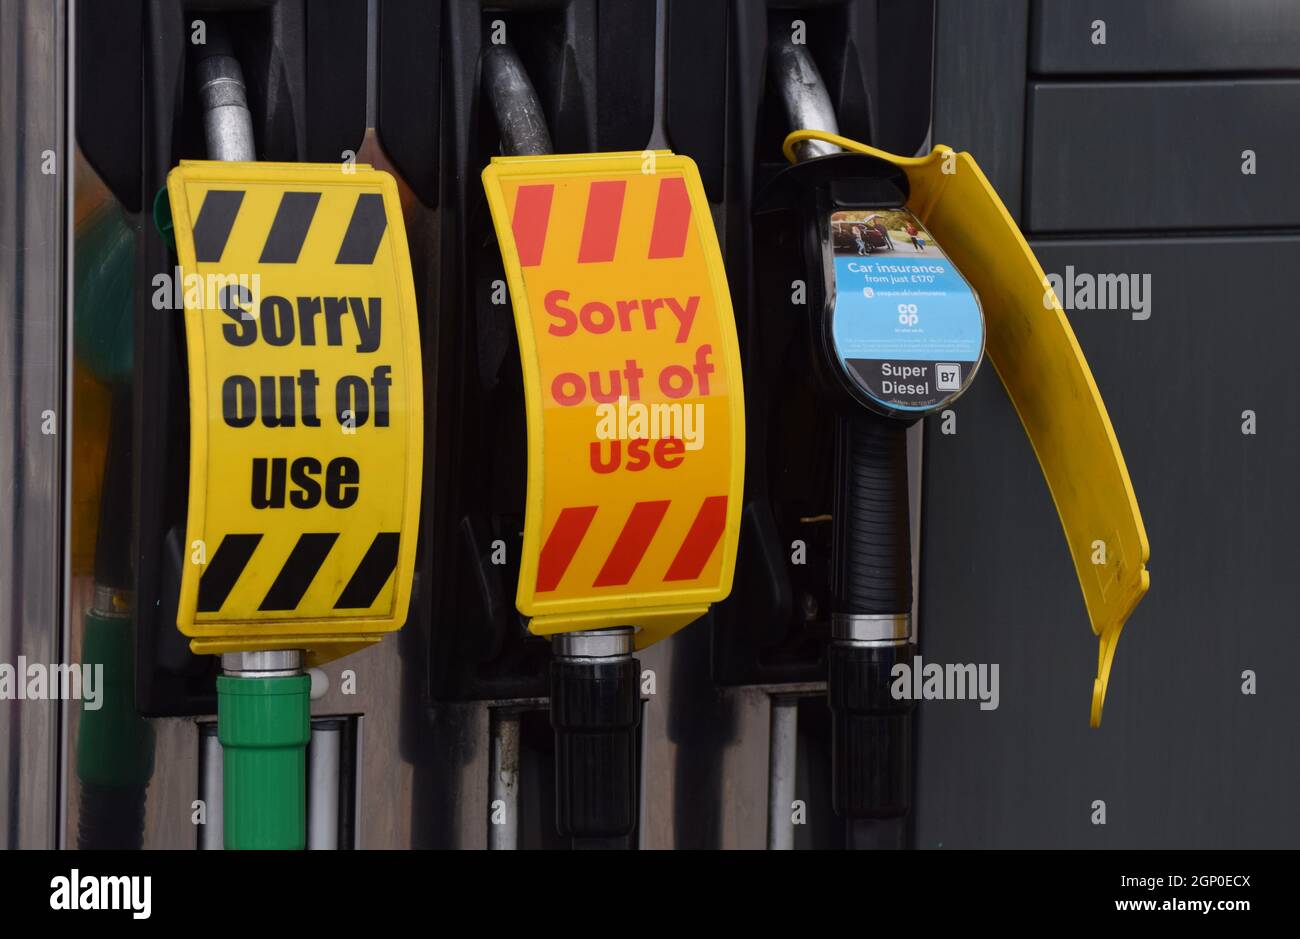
[483,151,744,649]
[166,161,422,664]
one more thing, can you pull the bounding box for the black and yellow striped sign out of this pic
[166,161,422,664]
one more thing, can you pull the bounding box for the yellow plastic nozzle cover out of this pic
[783,130,1149,726]
[482,151,745,651]
[167,160,424,667]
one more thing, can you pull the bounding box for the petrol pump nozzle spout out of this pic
[768,35,841,161]
[193,24,255,162]
[191,28,309,850]
[763,37,969,841]
[482,43,553,157]
[481,42,641,848]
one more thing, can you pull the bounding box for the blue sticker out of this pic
[829,209,983,412]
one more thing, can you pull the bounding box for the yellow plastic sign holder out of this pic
[482,151,744,650]
[783,130,1150,726]
[167,160,423,666]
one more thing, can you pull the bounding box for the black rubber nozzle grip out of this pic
[829,641,914,819]
[831,412,912,615]
[829,410,914,821]
[551,656,640,841]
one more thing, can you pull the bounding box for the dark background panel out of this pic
[377,0,442,207]
[874,0,935,157]
[665,0,726,201]
[916,236,1300,847]
[932,0,1028,220]
[1031,0,1300,75]
[1026,80,1300,233]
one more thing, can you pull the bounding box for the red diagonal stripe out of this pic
[511,184,555,267]
[577,179,627,263]
[647,176,691,259]
[536,505,597,592]
[664,495,728,582]
[593,500,671,587]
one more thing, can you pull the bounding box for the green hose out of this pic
[75,609,156,848]
[73,201,136,385]
[217,673,311,850]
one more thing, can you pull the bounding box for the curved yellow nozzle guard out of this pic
[482,152,744,652]
[784,130,1150,726]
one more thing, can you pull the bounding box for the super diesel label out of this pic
[828,208,983,412]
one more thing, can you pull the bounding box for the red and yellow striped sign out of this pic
[483,152,744,649]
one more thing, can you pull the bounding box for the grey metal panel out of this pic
[1031,0,1300,74]
[640,629,771,849]
[1026,80,1300,233]
[915,236,1300,847]
[933,0,1029,221]
[0,0,68,850]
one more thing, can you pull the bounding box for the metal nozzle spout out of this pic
[768,34,842,161]
[482,42,554,157]
[194,26,256,162]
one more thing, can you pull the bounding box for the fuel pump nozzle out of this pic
[764,36,985,846]
[768,35,841,161]
[191,24,312,850]
[550,628,640,847]
[482,44,553,157]
[481,40,641,849]
[194,29,256,162]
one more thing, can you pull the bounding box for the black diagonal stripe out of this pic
[259,533,339,611]
[259,191,322,263]
[335,192,387,264]
[334,532,400,610]
[197,533,262,612]
[192,190,245,262]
